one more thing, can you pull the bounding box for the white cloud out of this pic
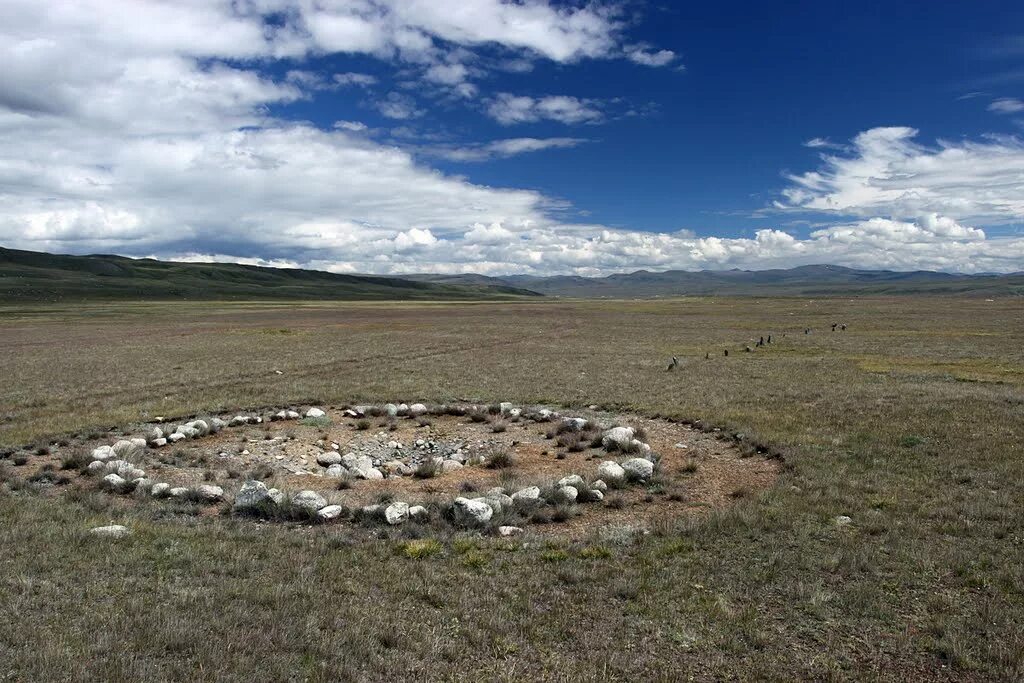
[781,127,1024,223]
[421,137,588,162]
[989,97,1024,114]
[3,1,1024,276]
[487,93,603,125]
[334,72,378,87]
[626,46,676,67]
[375,92,423,119]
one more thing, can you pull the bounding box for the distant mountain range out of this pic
[1,247,1021,302]
[0,247,540,302]
[400,265,1024,297]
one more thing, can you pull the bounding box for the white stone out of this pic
[835,515,852,526]
[291,490,327,513]
[89,525,130,538]
[408,403,428,417]
[229,415,248,427]
[112,440,140,457]
[385,501,410,525]
[91,445,115,462]
[602,426,635,450]
[359,468,383,480]
[305,407,326,418]
[499,402,514,415]
[511,486,541,504]
[592,479,608,493]
[621,457,654,481]
[129,438,148,449]
[317,451,342,467]
[150,438,167,448]
[148,427,164,441]
[557,474,586,490]
[324,464,346,478]
[498,526,523,537]
[317,505,344,521]
[167,433,186,443]
[566,417,588,430]
[211,418,228,430]
[87,460,106,474]
[440,460,463,473]
[588,489,605,502]
[286,410,300,420]
[408,505,428,520]
[151,482,171,498]
[273,410,288,421]
[132,478,154,497]
[597,461,626,483]
[453,497,493,525]
[195,485,224,502]
[168,487,190,498]
[101,473,128,492]
[556,485,579,503]
[384,403,399,417]
[397,403,409,416]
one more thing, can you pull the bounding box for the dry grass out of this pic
[1,296,1023,680]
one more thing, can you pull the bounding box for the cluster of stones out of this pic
[85,401,661,532]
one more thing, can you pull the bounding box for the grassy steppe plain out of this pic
[1,297,1022,681]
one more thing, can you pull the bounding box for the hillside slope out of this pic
[0,248,541,302]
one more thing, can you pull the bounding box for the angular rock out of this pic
[324,464,347,478]
[621,457,654,482]
[147,427,164,442]
[91,445,115,462]
[587,489,605,502]
[557,474,587,490]
[591,479,608,493]
[195,485,224,502]
[597,461,626,483]
[168,487,190,498]
[233,480,282,511]
[452,497,493,525]
[317,451,342,467]
[511,486,541,505]
[440,459,463,473]
[150,438,167,448]
[317,504,344,521]
[385,501,409,525]
[291,490,327,513]
[167,433,186,444]
[498,525,523,537]
[555,485,579,503]
[87,460,107,474]
[305,408,326,419]
[408,505,428,520]
[602,426,635,450]
[151,482,171,498]
[101,473,129,493]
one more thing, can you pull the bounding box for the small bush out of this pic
[416,416,433,428]
[248,463,274,481]
[12,454,29,466]
[541,549,570,562]
[60,449,92,471]
[485,450,516,469]
[355,419,371,431]
[34,443,51,456]
[551,504,577,523]
[402,539,442,559]
[28,470,70,486]
[680,459,698,474]
[469,410,489,423]
[606,496,626,509]
[299,416,331,428]
[491,421,508,433]
[459,481,478,493]
[579,545,613,560]
[414,461,440,479]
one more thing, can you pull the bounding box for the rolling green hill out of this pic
[0,247,541,302]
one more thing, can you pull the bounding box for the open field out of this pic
[2,296,1023,680]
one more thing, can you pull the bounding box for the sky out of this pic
[2,1,1024,276]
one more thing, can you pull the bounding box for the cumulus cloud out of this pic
[780,127,1024,223]
[486,93,604,125]
[626,46,676,67]
[3,0,1024,276]
[375,92,423,119]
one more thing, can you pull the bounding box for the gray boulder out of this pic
[557,474,586,490]
[195,485,224,502]
[602,426,635,450]
[597,461,626,483]
[291,490,327,513]
[385,501,409,525]
[317,451,342,467]
[305,407,326,418]
[317,505,345,521]
[452,497,493,525]
[233,480,282,511]
[408,403,428,417]
[621,457,654,481]
[511,486,541,505]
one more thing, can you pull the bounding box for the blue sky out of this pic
[2,1,1024,274]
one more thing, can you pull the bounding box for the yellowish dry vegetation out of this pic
[1,296,1023,680]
